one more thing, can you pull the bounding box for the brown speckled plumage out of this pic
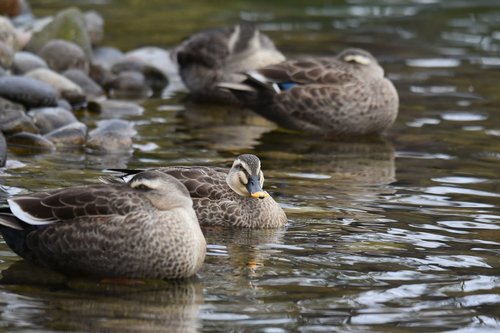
[112,155,287,229]
[220,48,399,137]
[173,22,285,103]
[0,171,206,279]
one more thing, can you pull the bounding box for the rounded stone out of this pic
[25,68,86,105]
[84,10,104,46]
[0,131,6,167]
[0,96,37,134]
[7,132,56,152]
[86,119,136,153]
[87,99,144,117]
[92,46,123,69]
[44,121,87,146]
[111,57,168,93]
[0,16,19,49]
[107,70,152,99]
[0,76,58,108]
[28,106,78,134]
[0,41,14,69]
[12,51,48,75]
[39,39,89,73]
[63,68,103,98]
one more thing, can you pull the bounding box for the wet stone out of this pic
[44,121,87,146]
[0,41,14,69]
[87,119,136,153]
[111,57,169,93]
[87,99,144,117]
[107,70,152,99]
[0,96,36,134]
[84,10,104,46]
[7,132,56,152]
[39,39,89,73]
[12,51,48,75]
[28,106,78,134]
[92,46,123,69]
[0,16,19,49]
[0,131,6,167]
[0,76,58,108]
[63,69,103,98]
[25,68,86,105]
[26,7,92,59]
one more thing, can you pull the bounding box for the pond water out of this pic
[1,0,500,332]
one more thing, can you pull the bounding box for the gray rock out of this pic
[26,7,92,59]
[111,57,168,94]
[0,130,6,167]
[25,68,86,105]
[87,119,136,153]
[84,10,104,46]
[107,70,152,99]
[0,96,36,134]
[0,76,58,108]
[0,16,19,49]
[44,121,87,146]
[28,106,78,134]
[92,46,123,69]
[0,41,14,69]
[87,99,144,117]
[12,51,48,75]
[39,39,89,73]
[63,68,103,98]
[7,132,56,152]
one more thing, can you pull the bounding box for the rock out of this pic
[92,46,123,69]
[0,16,19,49]
[0,96,36,134]
[28,106,78,134]
[39,39,88,73]
[12,51,48,74]
[87,119,136,153]
[88,62,114,88]
[26,7,92,59]
[0,76,58,108]
[7,132,56,152]
[0,41,14,69]
[63,69,103,98]
[44,121,87,146]
[57,99,72,111]
[25,68,86,105]
[84,10,104,46]
[87,99,144,117]
[0,130,6,167]
[111,58,168,94]
[107,70,152,98]
[125,47,176,80]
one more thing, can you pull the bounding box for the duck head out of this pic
[226,154,268,199]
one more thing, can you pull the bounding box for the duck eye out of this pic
[133,184,151,191]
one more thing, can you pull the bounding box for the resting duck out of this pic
[173,21,285,103]
[0,170,206,279]
[219,48,399,137]
[109,154,287,229]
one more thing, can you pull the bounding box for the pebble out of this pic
[111,58,168,94]
[0,16,19,49]
[7,132,56,152]
[0,76,58,108]
[107,70,151,98]
[93,46,123,69]
[86,119,136,153]
[0,131,6,167]
[12,51,48,74]
[63,68,103,98]
[39,39,89,73]
[0,41,14,69]
[87,99,144,117]
[28,106,78,134]
[84,10,104,46]
[25,68,86,105]
[44,121,87,146]
[0,96,36,134]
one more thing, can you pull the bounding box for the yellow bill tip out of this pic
[250,191,269,199]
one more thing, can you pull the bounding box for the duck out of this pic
[108,154,287,229]
[0,170,206,279]
[219,48,399,137]
[172,21,285,103]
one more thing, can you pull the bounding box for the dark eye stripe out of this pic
[133,184,151,191]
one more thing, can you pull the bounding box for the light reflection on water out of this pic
[0,0,500,332]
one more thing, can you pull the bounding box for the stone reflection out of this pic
[0,261,203,333]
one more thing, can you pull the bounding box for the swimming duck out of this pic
[0,170,206,279]
[219,48,399,137]
[110,154,287,229]
[173,21,285,103]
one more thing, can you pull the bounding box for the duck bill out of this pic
[246,176,268,199]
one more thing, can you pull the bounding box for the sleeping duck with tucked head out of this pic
[0,170,206,279]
